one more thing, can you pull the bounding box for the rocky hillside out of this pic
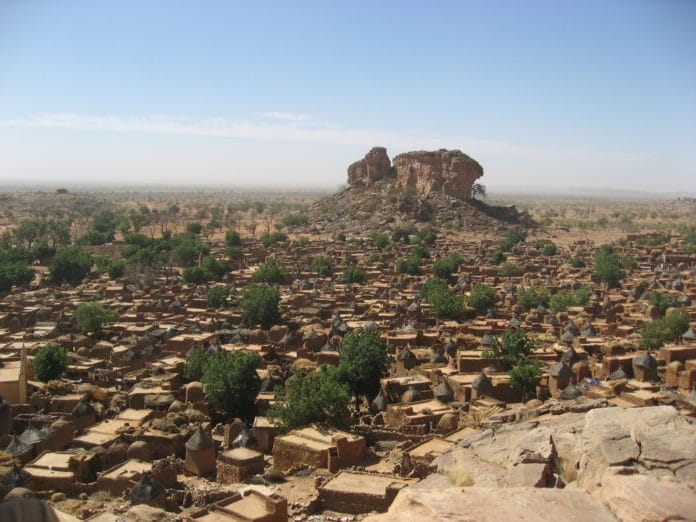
[303,147,532,237]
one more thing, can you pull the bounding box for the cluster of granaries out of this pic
[0,231,694,518]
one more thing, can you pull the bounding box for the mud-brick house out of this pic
[272,426,365,472]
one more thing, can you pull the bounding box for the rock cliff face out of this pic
[347,147,392,187]
[393,149,483,200]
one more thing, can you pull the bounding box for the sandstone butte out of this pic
[347,146,484,200]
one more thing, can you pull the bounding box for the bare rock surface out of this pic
[384,405,696,522]
[347,146,392,187]
[364,486,618,522]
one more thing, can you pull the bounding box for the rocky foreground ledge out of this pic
[366,405,696,522]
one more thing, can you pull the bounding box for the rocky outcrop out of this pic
[347,147,392,187]
[370,405,696,522]
[393,149,483,200]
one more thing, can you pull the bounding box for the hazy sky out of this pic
[1,1,695,192]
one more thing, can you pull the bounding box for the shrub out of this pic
[391,227,412,243]
[182,266,213,285]
[413,227,438,245]
[491,250,507,265]
[411,246,430,259]
[260,231,288,247]
[33,344,69,382]
[186,222,203,235]
[269,365,350,430]
[542,243,559,256]
[0,261,34,291]
[549,287,590,313]
[396,256,421,275]
[370,233,390,249]
[569,258,586,268]
[432,252,464,279]
[648,292,679,315]
[206,286,229,308]
[340,267,365,284]
[49,248,93,286]
[240,284,281,329]
[509,358,541,396]
[75,302,118,332]
[295,236,310,247]
[498,229,527,252]
[337,330,388,402]
[225,246,243,260]
[107,259,126,279]
[252,258,289,284]
[311,255,333,278]
[184,345,208,381]
[468,283,496,315]
[202,350,261,419]
[282,214,308,227]
[202,256,230,281]
[420,277,449,299]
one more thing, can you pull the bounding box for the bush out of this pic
[78,230,109,246]
[413,227,438,245]
[411,246,430,259]
[517,286,550,310]
[491,250,507,265]
[499,262,523,277]
[569,258,586,268]
[252,258,289,284]
[542,243,559,256]
[549,287,590,313]
[206,286,229,308]
[282,214,308,227]
[33,344,69,382]
[184,345,208,381]
[240,284,281,329]
[49,248,93,286]
[391,227,412,243]
[642,310,692,348]
[225,230,242,247]
[311,255,333,278]
[295,236,310,247]
[337,330,388,402]
[75,302,118,333]
[182,266,213,285]
[396,256,421,275]
[648,292,679,315]
[269,365,351,430]
[432,252,464,279]
[260,231,288,247]
[428,287,465,320]
[469,283,496,315]
[202,350,261,419]
[107,259,126,279]
[202,256,230,281]
[498,229,527,252]
[483,328,538,370]
[370,233,390,249]
[340,267,365,284]
[509,359,541,396]
[186,222,203,235]
[225,246,244,260]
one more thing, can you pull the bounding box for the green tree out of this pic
[33,344,69,382]
[593,246,625,288]
[184,344,208,381]
[0,261,34,292]
[186,222,203,235]
[182,266,213,285]
[428,287,465,320]
[549,287,591,313]
[517,286,550,310]
[206,286,229,308]
[252,257,289,284]
[225,230,242,247]
[337,330,388,403]
[469,283,496,315]
[202,256,230,280]
[202,350,261,419]
[432,252,464,279]
[74,302,118,333]
[269,365,351,430]
[499,262,523,277]
[49,248,93,286]
[370,232,390,249]
[498,229,527,252]
[420,277,449,299]
[648,292,679,316]
[240,284,281,329]
[483,328,538,370]
[260,231,288,247]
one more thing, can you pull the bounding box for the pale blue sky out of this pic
[0,1,694,192]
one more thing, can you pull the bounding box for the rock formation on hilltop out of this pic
[393,149,483,200]
[303,146,531,236]
[347,147,392,187]
[347,147,483,200]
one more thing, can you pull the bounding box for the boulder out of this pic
[392,149,483,200]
